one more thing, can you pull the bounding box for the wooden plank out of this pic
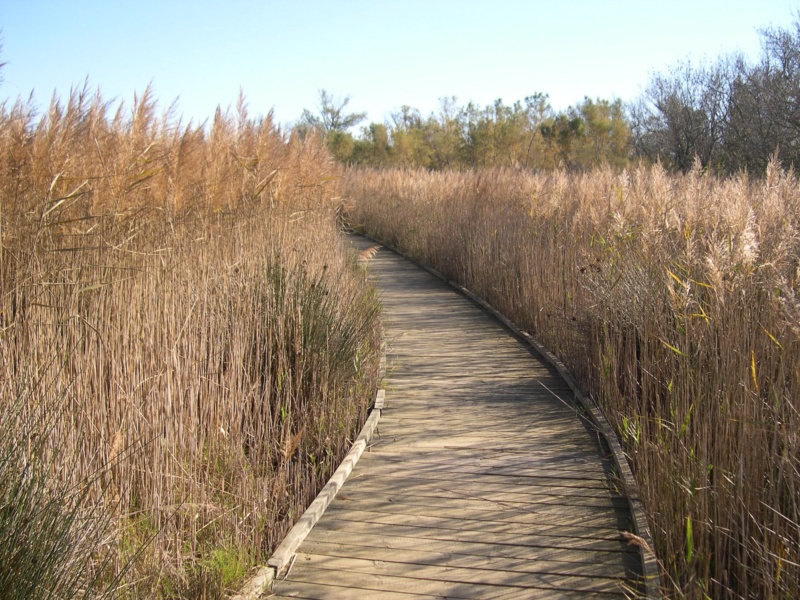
[363,444,607,462]
[276,562,628,598]
[267,580,446,600]
[359,463,614,483]
[368,437,600,454]
[376,420,591,435]
[354,466,617,488]
[381,401,578,414]
[341,475,622,500]
[488,584,635,600]
[382,395,580,411]
[382,382,575,395]
[363,452,613,474]
[389,370,549,380]
[350,459,615,482]
[289,553,630,594]
[299,539,637,579]
[359,448,613,471]
[330,491,631,520]
[320,498,631,530]
[369,440,602,456]
[379,410,580,422]
[379,409,581,422]
[319,506,627,540]
[350,463,614,486]
[264,581,619,600]
[335,479,628,507]
[379,391,576,404]
[307,520,635,554]
[370,436,601,454]
[378,414,587,428]
[298,530,637,568]
[379,403,579,415]
[381,398,578,411]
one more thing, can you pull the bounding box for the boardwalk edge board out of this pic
[230,339,387,600]
[358,232,662,598]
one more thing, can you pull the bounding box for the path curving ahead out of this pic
[268,237,648,599]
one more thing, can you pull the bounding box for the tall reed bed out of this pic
[0,87,382,597]
[346,165,800,599]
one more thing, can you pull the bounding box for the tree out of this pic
[462,99,536,167]
[724,19,800,173]
[299,89,367,134]
[325,130,355,163]
[630,60,729,172]
[570,97,630,168]
[425,96,465,169]
[350,123,391,166]
[389,106,432,167]
[297,90,367,163]
[540,114,584,168]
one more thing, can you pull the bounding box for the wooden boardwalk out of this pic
[268,238,646,599]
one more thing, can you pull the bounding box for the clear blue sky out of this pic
[1,1,798,130]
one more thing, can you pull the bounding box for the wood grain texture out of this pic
[268,236,650,599]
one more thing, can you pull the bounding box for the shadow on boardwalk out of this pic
[268,236,648,599]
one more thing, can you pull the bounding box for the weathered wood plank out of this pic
[289,553,631,594]
[341,474,624,500]
[334,475,627,503]
[378,414,589,428]
[368,436,601,454]
[360,448,613,471]
[322,497,632,532]
[363,443,608,458]
[365,455,608,478]
[268,579,622,600]
[306,520,635,554]
[299,539,637,579]
[331,491,631,520]
[266,580,446,600]
[298,531,638,568]
[350,462,614,486]
[274,561,629,598]
[319,506,627,540]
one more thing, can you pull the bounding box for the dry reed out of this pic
[0,85,381,598]
[346,164,800,599]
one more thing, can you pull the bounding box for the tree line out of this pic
[299,15,800,175]
[298,91,630,171]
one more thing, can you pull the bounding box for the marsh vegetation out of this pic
[0,88,382,597]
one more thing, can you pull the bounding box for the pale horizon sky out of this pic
[1,1,798,131]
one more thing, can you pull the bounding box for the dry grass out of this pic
[346,164,800,599]
[0,86,382,598]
